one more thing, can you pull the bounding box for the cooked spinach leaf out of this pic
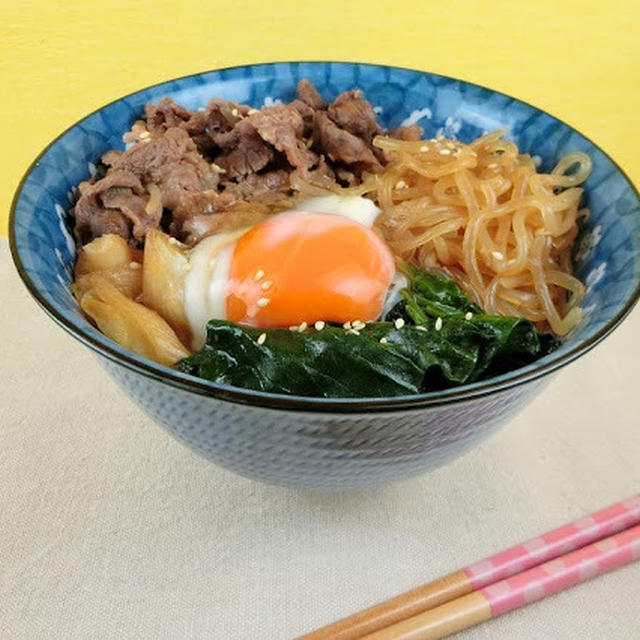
[177,268,558,397]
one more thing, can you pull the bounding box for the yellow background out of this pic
[2,0,638,236]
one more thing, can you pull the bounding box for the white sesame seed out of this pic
[261,280,273,291]
[139,131,150,139]
[343,321,352,330]
[487,163,498,169]
[297,322,308,333]
[256,297,270,307]
[314,321,325,331]
[142,138,151,143]
[394,318,405,329]
[420,145,430,152]
[168,237,179,245]
[395,180,407,190]
[211,163,226,174]
[347,329,360,335]
[435,317,443,331]
[429,138,437,143]
[465,312,473,321]
[492,251,505,260]
[231,108,239,117]
[247,108,259,115]
[129,261,140,270]
[439,148,451,155]
[289,325,298,331]
[416,325,428,332]
[257,333,266,345]
[254,269,265,281]
[379,337,388,344]
[352,320,366,330]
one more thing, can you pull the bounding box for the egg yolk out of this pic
[226,211,395,327]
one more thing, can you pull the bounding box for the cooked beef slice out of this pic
[72,79,411,246]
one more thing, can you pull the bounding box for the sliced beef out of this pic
[297,78,326,110]
[212,119,273,179]
[145,98,193,132]
[251,105,318,173]
[313,111,384,174]
[327,90,381,142]
[389,124,422,141]
[73,170,146,244]
[74,78,425,247]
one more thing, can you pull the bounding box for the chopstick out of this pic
[360,523,640,639]
[298,494,640,640]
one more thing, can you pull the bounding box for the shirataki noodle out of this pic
[293,131,591,335]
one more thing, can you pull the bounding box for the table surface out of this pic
[2,237,640,640]
[3,3,640,637]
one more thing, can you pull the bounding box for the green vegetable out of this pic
[177,268,558,398]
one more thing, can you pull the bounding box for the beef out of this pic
[73,170,146,243]
[145,98,193,132]
[212,119,273,179]
[327,90,381,142]
[250,105,317,173]
[73,78,422,247]
[297,78,326,110]
[390,124,422,141]
[313,111,384,173]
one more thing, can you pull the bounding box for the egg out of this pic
[143,196,396,349]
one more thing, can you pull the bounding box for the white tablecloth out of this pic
[2,239,639,639]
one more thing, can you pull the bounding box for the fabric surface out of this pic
[1,0,639,236]
[2,240,640,639]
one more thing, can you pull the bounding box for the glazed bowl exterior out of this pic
[10,62,640,488]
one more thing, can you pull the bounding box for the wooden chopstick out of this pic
[297,494,640,640]
[360,523,640,639]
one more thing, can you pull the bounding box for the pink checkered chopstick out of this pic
[298,494,640,640]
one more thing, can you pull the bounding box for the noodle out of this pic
[294,131,591,335]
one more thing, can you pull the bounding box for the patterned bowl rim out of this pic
[9,61,640,413]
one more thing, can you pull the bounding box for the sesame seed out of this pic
[429,138,437,143]
[211,163,226,174]
[306,137,314,149]
[261,280,273,291]
[168,237,180,245]
[416,325,428,332]
[289,325,298,331]
[465,312,473,320]
[487,163,498,169]
[439,148,451,155]
[379,337,388,344]
[297,322,308,333]
[394,318,405,329]
[139,131,150,139]
[347,329,360,335]
[395,180,408,190]
[314,321,325,331]
[435,317,443,331]
[492,251,505,260]
[142,138,151,143]
[129,261,140,270]
[254,269,264,281]
[352,320,366,330]
[247,108,259,115]
[343,321,352,330]
[420,145,430,152]
[231,108,239,117]
[257,333,266,345]
[257,297,270,307]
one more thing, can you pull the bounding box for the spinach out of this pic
[177,268,558,398]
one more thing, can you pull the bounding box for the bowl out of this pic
[10,62,640,489]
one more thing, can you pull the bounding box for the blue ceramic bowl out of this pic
[10,62,640,489]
